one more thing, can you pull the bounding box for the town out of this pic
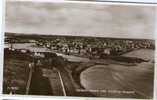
[3,33,155,98]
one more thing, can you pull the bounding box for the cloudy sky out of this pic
[5,1,156,39]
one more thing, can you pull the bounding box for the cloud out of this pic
[6,1,156,39]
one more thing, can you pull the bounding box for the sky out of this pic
[5,1,156,39]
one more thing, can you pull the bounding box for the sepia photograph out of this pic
[3,0,156,99]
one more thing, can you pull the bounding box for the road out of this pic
[28,67,52,95]
[40,67,76,96]
[26,67,33,94]
[57,70,66,96]
[41,68,65,96]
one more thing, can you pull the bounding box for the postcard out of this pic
[3,0,156,99]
